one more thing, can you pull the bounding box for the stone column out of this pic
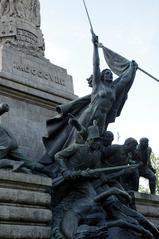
[0,0,76,160]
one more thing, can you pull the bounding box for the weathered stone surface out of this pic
[0,205,52,223]
[0,169,52,189]
[135,192,159,229]
[137,204,159,218]
[0,1,41,27]
[0,170,52,239]
[0,0,76,161]
[0,0,44,57]
[0,45,75,97]
[0,93,56,160]
[0,35,76,161]
[0,225,51,239]
[0,188,51,206]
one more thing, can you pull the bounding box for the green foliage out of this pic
[139,182,149,194]
[151,152,159,194]
[139,152,159,194]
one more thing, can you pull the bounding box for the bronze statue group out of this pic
[0,30,159,239]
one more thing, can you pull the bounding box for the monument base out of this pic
[0,170,158,239]
[0,170,52,239]
[135,192,159,229]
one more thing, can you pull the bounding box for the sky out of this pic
[40,0,159,156]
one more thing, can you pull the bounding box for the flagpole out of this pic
[82,1,159,84]
[101,45,159,83]
[82,0,94,33]
[138,67,159,83]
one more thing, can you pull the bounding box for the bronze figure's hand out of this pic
[91,30,99,46]
[62,170,77,179]
[131,60,138,69]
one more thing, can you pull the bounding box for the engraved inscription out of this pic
[17,29,38,45]
[13,63,65,86]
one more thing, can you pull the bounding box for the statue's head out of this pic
[124,137,138,152]
[102,131,114,146]
[139,137,149,149]
[101,69,113,83]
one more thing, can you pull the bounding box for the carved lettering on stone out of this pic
[16,29,38,46]
[13,62,66,86]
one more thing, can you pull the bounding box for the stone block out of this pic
[0,205,52,223]
[0,188,51,207]
[135,192,159,229]
[0,225,51,239]
[0,169,52,192]
[0,45,75,100]
[0,170,52,239]
[0,45,76,160]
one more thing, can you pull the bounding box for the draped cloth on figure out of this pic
[41,47,134,164]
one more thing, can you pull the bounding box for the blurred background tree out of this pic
[139,152,159,194]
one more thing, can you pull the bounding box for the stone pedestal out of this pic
[135,192,159,229]
[0,44,76,160]
[0,1,76,161]
[0,170,52,239]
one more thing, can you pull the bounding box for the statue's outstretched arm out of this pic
[91,30,101,87]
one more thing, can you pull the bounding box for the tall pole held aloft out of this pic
[82,0,94,33]
[82,0,159,84]
[138,67,159,83]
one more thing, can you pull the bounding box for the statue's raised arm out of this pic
[91,30,101,88]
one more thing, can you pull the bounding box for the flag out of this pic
[102,46,130,76]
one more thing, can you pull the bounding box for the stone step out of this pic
[0,171,52,238]
[0,224,51,239]
[135,192,159,229]
[146,217,159,228]
[0,205,52,224]
[136,204,159,218]
[0,170,52,192]
[0,188,51,207]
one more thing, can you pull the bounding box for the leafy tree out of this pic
[139,152,159,194]
[151,152,159,194]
